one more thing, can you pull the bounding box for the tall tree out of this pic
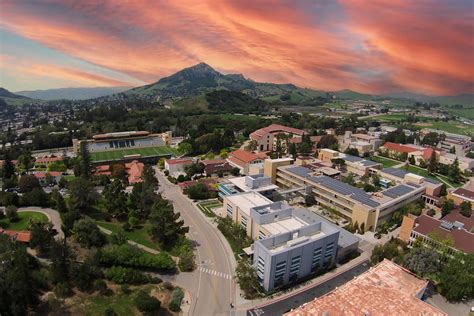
[460,201,472,218]
[68,177,98,213]
[148,199,188,248]
[103,179,128,219]
[438,253,474,301]
[448,158,461,183]
[427,150,438,174]
[1,153,15,180]
[79,142,92,179]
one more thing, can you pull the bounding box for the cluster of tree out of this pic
[383,128,415,144]
[206,90,271,114]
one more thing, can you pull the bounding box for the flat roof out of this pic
[285,259,446,316]
[262,216,308,236]
[225,192,272,216]
[228,176,279,192]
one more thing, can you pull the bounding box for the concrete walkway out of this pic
[18,207,64,239]
[96,225,160,255]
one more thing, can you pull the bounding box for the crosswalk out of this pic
[198,267,233,280]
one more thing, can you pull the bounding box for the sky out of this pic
[0,0,473,95]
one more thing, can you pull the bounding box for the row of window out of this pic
[108,139,136,149]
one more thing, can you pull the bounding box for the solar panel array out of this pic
[342,155,363,162]
[381,167,408,178]
[382,184,414,198]
[286,166,312,178]
[309,175,380,208]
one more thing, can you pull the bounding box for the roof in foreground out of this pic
[285,259,447,316]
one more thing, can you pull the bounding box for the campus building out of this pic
[250,124,306,152]
[73,131,172,153]
[265,158,442,231]
[285,259,446,316]
[399,213,474,255]
[219,186,359,291]
[342,131,383,154]
[164,158,194,178]
[218,174,279,199]
[317,148,382,176]
[226,149,268,175]
[447,183,474,206]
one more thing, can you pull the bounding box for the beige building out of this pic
[249,124,306,152]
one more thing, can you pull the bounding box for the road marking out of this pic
[198,267,233,280]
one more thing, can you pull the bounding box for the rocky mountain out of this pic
[15,86,132,100]
[124,62,305,99]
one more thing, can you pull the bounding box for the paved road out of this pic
[18,207,64,239]
[155,169,237,316]
[247,259,370,315]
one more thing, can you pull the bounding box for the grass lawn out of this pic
[90,146,179,162]
[96,220,159,250]
[370,156,400,168]
[0,211,48,230]
[414,120,474,137]
[395,165,464,188]
[63,174,76,181]
[196,200,222,217]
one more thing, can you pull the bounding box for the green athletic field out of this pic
[90,146,179,162]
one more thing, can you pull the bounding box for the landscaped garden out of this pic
[370,155,401,168]
[196,199,222,217]
[0,210,48,230]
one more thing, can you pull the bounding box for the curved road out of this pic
[18,207,64,239]
[155,169,237,316]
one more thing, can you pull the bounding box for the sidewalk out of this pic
[237,251,370,311]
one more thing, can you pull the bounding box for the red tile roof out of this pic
[382,142,419,154]
[288,136,322,144]
[202,159,232,174]
[33,171,62,178]
[250,124,306,140]
[413,214,474,253]
[35,156,63,164]
[165,158,194,165]
[125,160,144,184]
[285,259,446,316]
[0,229,32,243]
[228,149,267,166]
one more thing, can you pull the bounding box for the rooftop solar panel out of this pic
[383,184,414,198]
[343,155,363,162]
[381,167,408,178]
[286,166,312,178]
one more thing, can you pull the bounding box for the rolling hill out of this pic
[0,87,35,106]
[15,86,133,100]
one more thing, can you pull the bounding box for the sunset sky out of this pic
[0,0,473,95]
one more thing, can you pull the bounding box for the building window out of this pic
[226,205,233,217]
[274,261,286,285]
[258,231,266,240]
[257,256,265,281]
[241,216,248,230]
[289,256,301,281]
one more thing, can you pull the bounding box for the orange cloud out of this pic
[1,0,472,94]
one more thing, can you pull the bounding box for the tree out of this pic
[18,153,33,172]
[142,164,158,189]
[1,154,15,180]
[0,236,41,315]
[178,249,195,272]
[317,134,338,150]
[149,200,189,249]
[29,221,55,256]
[103,179,128,219]
[68,177,98,213]
[288,142,297,159]
[73,218,107,248]
[460,201,472,218]
[110,230,128,245]
[230,167,240,176]
[427,150,438,174]
[441,199,454,217]
[49,238,74,284]
[50,189,68,213]
[235,259,264,299]
[344,147,359,157]
[4,204,18,222]
[438,253,474,301]
[178,141,193,155]
[408,155,416,165]
[79,142,92,179]
[404,247,440,277]
[185,162,205,178]
[111,163,128,183]
[245,140,257,152]
[370,241,403,265]
[134,289,161,312]
[18,175,41,193]
[187,183,210,200]
[448,158,461,183]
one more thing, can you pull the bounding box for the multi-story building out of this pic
[438,152,474,172]
[447,184,474,206]
[399,213,474,255]
[435,132,472,156]
[342,131,383,153]
[266,159,442,231]
[250,124,306,152]
[218,174,279,199]
[219,182,359,291]
[317,148,382,176]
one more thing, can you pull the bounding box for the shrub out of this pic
[169,288,184,312]
[5,205,18,222]
[178,250,195,272]
[104,307,117,316]
[134,289,161,312]
[99,244,176,270]
[120,284,130,294]
[73,218,107,248]
[94,279,108,295]
[54,282,72,298]
[105,266,162,284]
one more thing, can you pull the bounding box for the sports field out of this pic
[90,146,179,162]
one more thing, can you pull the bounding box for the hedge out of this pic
[169,288,184,312]
[99,244,176,271]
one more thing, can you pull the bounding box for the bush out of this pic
[187,183,210,200]
[54,282,72,298]
[5,205,18,222]
[120,284,130,294]
[104,307,118,316]
[110,230,128,245]
[73,218,107,248]
[94,279,108,295]
[178,250,195,272]
[105,266,161,284]
[169,288,184,312]
[99,244,176,271]
[134,289,161,312]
